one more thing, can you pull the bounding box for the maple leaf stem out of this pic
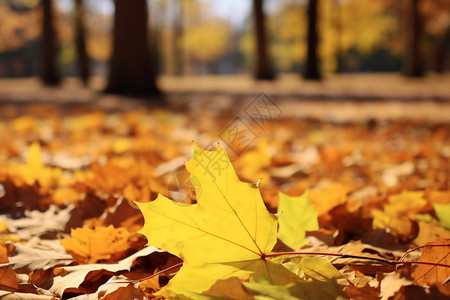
[265,252,450,268]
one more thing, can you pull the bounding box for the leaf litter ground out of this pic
[0,101,449,299]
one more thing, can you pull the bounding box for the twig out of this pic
[264,246,450,268]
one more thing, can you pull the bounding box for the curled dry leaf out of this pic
[8,242,72,272]
[47,246,165,297]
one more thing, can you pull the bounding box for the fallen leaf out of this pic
[234,140,271,182]
[379,272,413,300]
[372,191,426,239]
[0,291,54,299]
[13,143,62,188]
[277,191,319,250]
[8,242,72,272]
[275,255,343,282]
[136,144,278,296]
[5,205,73,240]
[413,221,450,246]
[203,276,254,299]
[344,285,380,300]
[0,242,19,291]
[60,225,141,264]
[47,246,165,297]
[433,203,450,229]
[96,276,145,300]
[390,285,450,300]
[309,185,348,216]
[382,162,415,187]
[412,239,450,286]
[243,278,345,300]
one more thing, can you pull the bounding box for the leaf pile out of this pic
[0,105,449,299]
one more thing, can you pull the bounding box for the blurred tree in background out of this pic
[0,0,449,83]
[41,0,60,85]
[105,0,160,96]
[420,0,450,73]
[252,0,274,79]
[402,0,425,77]
[0,1,40,77]
[74,0,90,85]
[304,0,321,80]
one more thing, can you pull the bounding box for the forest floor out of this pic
[0,73,449,122]
[0,74,449,299]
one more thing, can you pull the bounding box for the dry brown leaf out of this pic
[413,221,450,247]
[0,242,19,291]
[101,282,145,300]
[344,285,380,300]
[47,246,165,297]
[412,239,450,286]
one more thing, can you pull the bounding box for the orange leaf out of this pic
[412,239,450,286]
[309,185,348,216]
[60,226,140,264]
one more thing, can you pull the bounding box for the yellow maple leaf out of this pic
[11,142,62,188]
[135,144,278,296]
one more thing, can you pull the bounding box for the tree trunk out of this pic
[105,0,160,96]
[41,0,60,85]
[304,0,321,80]
[74,0,90,86]
[253,0,274,80]
[433,25,450,73]
[403,0,424,77]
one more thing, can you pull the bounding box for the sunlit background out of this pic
[1,0,449,80]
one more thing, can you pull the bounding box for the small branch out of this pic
[398,244,450,262]
[265,250,450,268]
[129,262,183,283]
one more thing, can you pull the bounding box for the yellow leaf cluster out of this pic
[372,191,427,237]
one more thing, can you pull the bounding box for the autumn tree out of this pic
[403,0,424,77]
[105,0,160,96]
[253,0,274,80]
[420,0,450,73]
[74,0,90,86]
[41,0,60,85]
[304,0,321,80]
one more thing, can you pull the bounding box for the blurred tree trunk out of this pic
[74,0,90,86]
[106,0,160,96]
[403,0,424,77]
[433,26,450,73]
[304,0,321,80]
[253,0,274,80]
[41,0,60,85]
